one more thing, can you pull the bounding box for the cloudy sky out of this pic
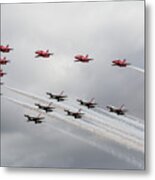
[1,0,144,169]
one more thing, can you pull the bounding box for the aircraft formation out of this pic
[1,44,134,124]
[0,45,12,86]
[23,90,127,124]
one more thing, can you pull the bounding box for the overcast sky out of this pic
[1,0,144,169]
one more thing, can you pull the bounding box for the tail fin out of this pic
[120,104,124,109]
[60,91,64,96]
[37,113,42,118]
[78,108,82,113]
[48,102,53,107]
[90,98,95,103]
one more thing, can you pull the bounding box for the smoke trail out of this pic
[4,86,69,111]
[65,97,144,132]
[56,112,144,151]
[45,121,144,169]
[128,66,144,73]
[72,106,143,146]
[126,114,144,124]
[4,86,144,152]
[3,93,144,153]
[96,107,144,131]
[65,100,144,141]
[3,96,144,169]
[6,85,144,135]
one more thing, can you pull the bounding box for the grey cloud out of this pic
[1,1,144,168]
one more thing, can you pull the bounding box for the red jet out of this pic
[112,59,131,67]
[0,45,13,53]
[74,54,94,63]
[0,69,7,77]
[0,57,10,65]
[35,50,54,58]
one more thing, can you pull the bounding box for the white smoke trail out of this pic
[3,90,144,153]
[126,114,144,124]
[96,107,144,131]
[128,66,144,73]
[4,86,144,152]
[4,86,69,111]
[3,96,144,169]
[65,100,144,141]
[5,85,144,134]
[64,96,144,133]
[57,112,144,151]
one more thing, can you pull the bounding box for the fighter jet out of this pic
[0,69,7,77]
[34,102,55,113]
[0,45,13,53]
[24,113,45,124]
[106,104,127,115]
[74,54,94,63]
[46,91,67,102]
[77,98,97,109]
[35,50,54,58]
[0,57,10,65]
[64,109,84,119]
[112,59,131,67]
